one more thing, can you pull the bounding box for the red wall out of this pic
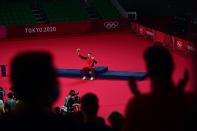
[3,19,129,38]
[1,20,195,56]
[131,22,196,56]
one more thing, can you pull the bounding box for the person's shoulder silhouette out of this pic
[81,93,112,131]
[124,45,194,131]
[1,52,79,130]
[10,52,59,105]
[144,45,175,94]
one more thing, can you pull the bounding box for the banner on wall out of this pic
[6,21,92,37]
[0,26,7,38]
[2,21,196,55]
[173,37,187,52]
[130,22,196,55]
[4,19,129,38]
[131,22,139,33]
[131,22,154,40]
[154,30,166,43]
[173,36,196,54]
[143,27,154,40]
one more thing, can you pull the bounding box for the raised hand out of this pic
[76,48,80,55]
[176,69,189,93]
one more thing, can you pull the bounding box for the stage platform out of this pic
[56,66,146,80]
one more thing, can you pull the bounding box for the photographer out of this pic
[62,90,80,113]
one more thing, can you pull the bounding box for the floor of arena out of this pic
[0,31,194,122]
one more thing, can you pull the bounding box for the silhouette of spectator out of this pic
[0,87,5,101]
[108,111,124,131]
[1,52,79,130]
[64,90,76,113]
[81,93,99,123]
[54,106,61,116]
[4,92,16,113]
[123,45,196,131]
[128,45,189,96]
[81,93,112,131]
[96,116,106,125]
[0,100,5,116]
[71,111,84,125]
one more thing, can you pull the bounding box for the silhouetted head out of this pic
[108,111,124,129]
[0,87,3,90]
[69,90,76,96]
[81,93,99,116]
[96,116,106,125]
[10,52,59,107]
[88,53,93,58]
[54,106,61,114]
[144,45,174,81]
[7,92,14,99]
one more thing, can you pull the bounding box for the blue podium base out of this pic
[56,66,146,80]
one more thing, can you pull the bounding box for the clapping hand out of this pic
[176,69,189,93]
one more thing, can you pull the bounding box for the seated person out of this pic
[76,48,97,80]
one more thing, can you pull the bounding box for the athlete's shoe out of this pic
[82,76,87,80]
[90,77,94,80]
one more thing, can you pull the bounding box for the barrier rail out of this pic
[0,19,195,56]
[131,22,196,55]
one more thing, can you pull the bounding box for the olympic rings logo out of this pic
[104,21,119,30]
